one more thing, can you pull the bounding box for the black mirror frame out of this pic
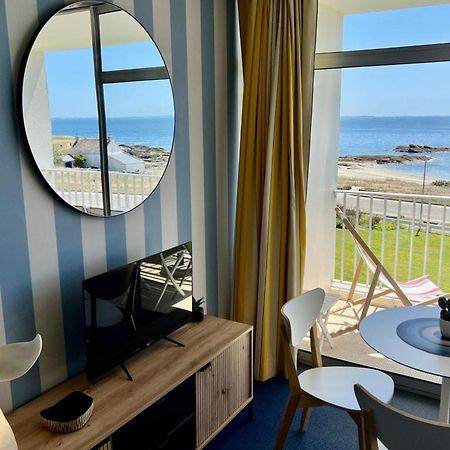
[17,0,176,218]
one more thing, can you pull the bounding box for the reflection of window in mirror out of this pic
[103,80,174,211]
[21,2,175,217]
[99,10,164,71]
[23,9,98,175]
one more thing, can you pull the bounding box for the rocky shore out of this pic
[120,144,170,168]
[339,154,430,166]
[394,144,450,153]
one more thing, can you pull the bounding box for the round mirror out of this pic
[20,1,175,216]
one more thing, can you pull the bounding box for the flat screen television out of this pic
[83,242,193,381]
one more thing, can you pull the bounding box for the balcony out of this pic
[44,167,161,214]
[301,189,450,385]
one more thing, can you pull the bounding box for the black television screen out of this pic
[83,242,193,381]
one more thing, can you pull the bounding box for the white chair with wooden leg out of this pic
[274,288,395,450]
[355,384,450,450]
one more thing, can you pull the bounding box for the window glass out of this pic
[317,1,450,53]
[100,10,164,71]
[338,62,450,183]
[103,80,175,212]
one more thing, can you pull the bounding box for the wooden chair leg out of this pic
[274,393,300,450]
[360,266,381,322]
[356,414,366,450]
[310,323,323,368]
[298,407,312,433]
[349,411,367,450]
[348,257,364,302]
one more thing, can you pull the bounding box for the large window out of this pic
[315,1,450,194]
[304,1,450,298]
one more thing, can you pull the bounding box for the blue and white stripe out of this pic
[0,0,240,411]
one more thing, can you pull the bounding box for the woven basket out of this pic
[40,391,94,433]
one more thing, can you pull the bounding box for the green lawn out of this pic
[335,226,450,293]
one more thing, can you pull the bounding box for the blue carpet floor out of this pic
[205,376,439,450]
[205,376,359,450]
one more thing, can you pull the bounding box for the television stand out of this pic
[119,362,133,382]
[163,336,185,347]
[7,316,253,450]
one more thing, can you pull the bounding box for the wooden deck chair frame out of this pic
[275,323,366,450]
[336,207,442,322]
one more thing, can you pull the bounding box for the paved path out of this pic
[337,193,450,226]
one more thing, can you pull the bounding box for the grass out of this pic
[52,136,76,165]
[335,226,450,294]
[338,176,450,198]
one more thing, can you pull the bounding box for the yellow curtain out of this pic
[233,0,317,381]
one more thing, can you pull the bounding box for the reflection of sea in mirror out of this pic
[21,1,174,217]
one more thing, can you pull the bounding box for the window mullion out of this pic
[315,42,450,70]
[100,66,169,84]
[90,5,111,216]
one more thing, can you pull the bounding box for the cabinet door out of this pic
[196,331,252,447]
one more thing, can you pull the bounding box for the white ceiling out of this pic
[319,0,450,15]
[33,9,150,52]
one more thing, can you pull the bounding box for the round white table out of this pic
[360,306,450,422]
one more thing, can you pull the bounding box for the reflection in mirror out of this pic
[20,1,175,216]
[99,10,165,71]
[103,80,174,211]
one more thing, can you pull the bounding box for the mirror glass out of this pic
[21,1,175,216]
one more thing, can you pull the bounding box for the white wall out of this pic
[22,51,53,170]
[0,0,239,411]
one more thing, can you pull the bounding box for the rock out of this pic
[394,144,450,153]
[119,144,170,168]
[339,154,430,166]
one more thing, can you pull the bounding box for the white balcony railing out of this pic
[334,190,450,293]
[44,167,161,212]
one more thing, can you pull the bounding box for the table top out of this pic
[360,306,450,378]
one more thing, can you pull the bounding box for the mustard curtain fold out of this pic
[234,0,317,381]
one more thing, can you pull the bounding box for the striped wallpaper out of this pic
[0,0,240,411]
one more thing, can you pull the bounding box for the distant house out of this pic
[69,137,145,173]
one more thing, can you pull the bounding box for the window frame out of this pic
[89,4,169,216]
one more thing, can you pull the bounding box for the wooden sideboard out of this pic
[7,316,253,449]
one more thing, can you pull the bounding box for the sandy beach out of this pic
[338,162,424,184]
[337,160,450,197]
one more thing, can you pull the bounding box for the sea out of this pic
[340,116,450,181]
[52,116,174,150]
[53,116,450,180]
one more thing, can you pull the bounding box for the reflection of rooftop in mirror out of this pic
[33,8,153,53]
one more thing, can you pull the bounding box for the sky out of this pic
[337,3,450,116]
[45,2,450,119]
[45,40,174,119]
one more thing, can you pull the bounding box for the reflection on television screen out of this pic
[83,242,193,380]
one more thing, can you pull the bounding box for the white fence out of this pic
[44,167,161,212]
[335,190,450,289]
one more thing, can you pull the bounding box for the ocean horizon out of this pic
[53,115,450,180]
[340,115,450,180]
[52,116,174,150]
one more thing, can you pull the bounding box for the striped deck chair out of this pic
[335,207,445,322]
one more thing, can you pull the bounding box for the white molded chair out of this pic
[0,335,42,450]
[355,384,450,450]
[275,288,394,449]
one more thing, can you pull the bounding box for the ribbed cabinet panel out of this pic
[196,332,252,447]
